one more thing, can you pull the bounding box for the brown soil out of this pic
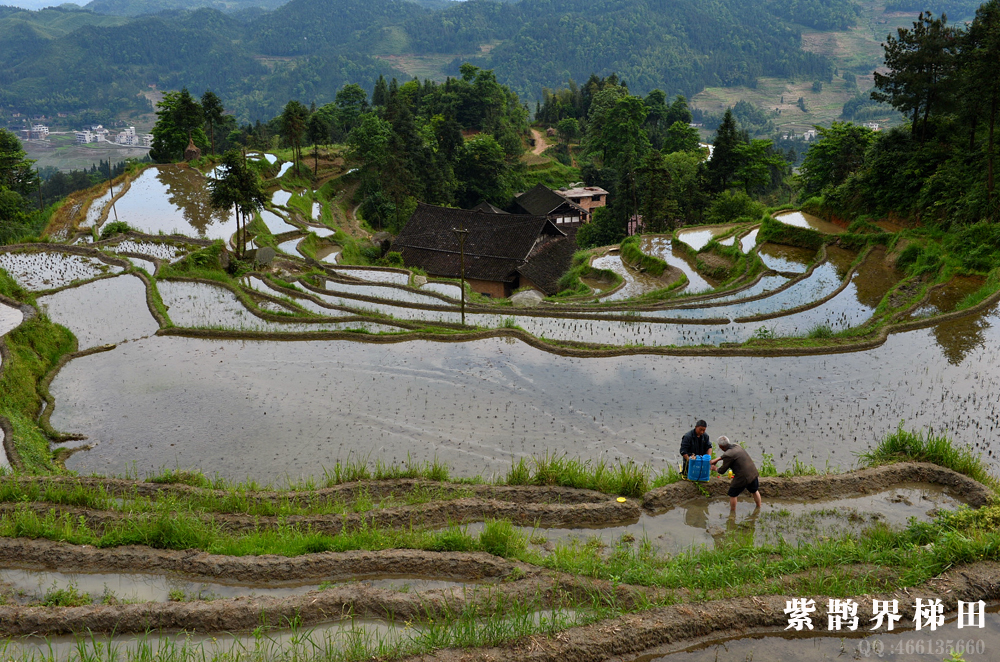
[396,562,1000,662]
[643,462,992,512]
[0,496,640,535]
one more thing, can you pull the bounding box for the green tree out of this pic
[208,149,267,259]
[372,75,389,108]
[734,139,789,195]
[799,121,877,195]
[707,108,745,191]
[280,100,310,176]
[662,121,701,154]
[576,206,626,249]
[556,118,580,144]
[201,90,224,157]
[334,83,368,135]
[964,0,1000,197]
[150,89,208,163]
[637,150,679,233]
[665,95,693,126]
[587,94,650,221]
[307,113,330,177]
[0,129,37,195]
[872,11,959,141]
[455,134,517,208]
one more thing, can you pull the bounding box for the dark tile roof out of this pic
[470,201,509,214]
[393,203,565,282]
[514,184,587,217]
[517,227,579,295]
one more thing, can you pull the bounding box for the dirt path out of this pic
[531,128,548,155]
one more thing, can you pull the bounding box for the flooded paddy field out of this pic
[774,210,846,235]
[38,275,159,348]
[48,299,1000,480]
[109,166,235,239]
[466,484,961,557]
[0,250,122,290]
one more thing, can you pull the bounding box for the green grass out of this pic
[620,236,667,277]
[502,453,668,498]
[0,271,76,472]
[857,424,998,493]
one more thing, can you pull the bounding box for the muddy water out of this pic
[640,236,718,293]
[757,243,817,273]
[697,275,790,304]
[465,485,960,556]
[314,245,341,263]
[639,609,1000,661]
[0,251,122,291]
[676,226,732,252]
[907,276,985,319]
[128,256,157,274]
[38,275,159,349]
[312,201,322,219]
[49,300,1000,480]
[591,253,668,301]
[113,166,235,239]
[774,210,846,234]
[276,162,293,177]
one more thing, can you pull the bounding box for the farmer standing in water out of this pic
[710,436,762,512]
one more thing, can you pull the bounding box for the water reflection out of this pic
[774,211,846,234]
[114,166,234,239]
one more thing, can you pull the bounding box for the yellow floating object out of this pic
[616,497,627,503]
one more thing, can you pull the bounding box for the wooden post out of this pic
[451,221,469,326]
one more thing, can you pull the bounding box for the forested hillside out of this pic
[0,0,891,122]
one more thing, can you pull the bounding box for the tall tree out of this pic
[799,122,876,195]
[307,113,330,177]
[201,90,224,157]
[964,0,1000,198]
[707,108,744,191]
[872,11,959,141]
[280,100,310,176]
[637,150,679,233]
[150,90,208,162]
[208,149,267,260]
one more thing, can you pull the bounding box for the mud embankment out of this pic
[643,462,993,511]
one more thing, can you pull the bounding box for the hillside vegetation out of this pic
[0,0,854,121]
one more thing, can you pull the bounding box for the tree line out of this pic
[800,1,1000,226]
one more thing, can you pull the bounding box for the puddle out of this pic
[258,210,297,234]
[640,236,718,293]
[718,236,735,246]
[676,227,731,252]
[740,228,759,253]
[757,243,816,273]
[38,275,159,349]
[272,190,292,206]
[638,609,1000,661]
[774,211,846,235]
[312,201,322,219]
[466,485,959,556]
[0,251,122,290]
[276,162,293,177]
[112,166,236,239]
[334,268,410,286]
[305,224,337,238]
[591,253,673,301]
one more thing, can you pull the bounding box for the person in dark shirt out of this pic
[711,435,762,512]
[679,419,711,477]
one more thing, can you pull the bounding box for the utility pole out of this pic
[451,221,469,326]
[106,160,119,225]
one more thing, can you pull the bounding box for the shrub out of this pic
[706,190,766,225]
[478,519,526,557]
[99,221,135,240]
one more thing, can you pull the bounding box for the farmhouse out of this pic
[393,203,577,298]
[559,185,608,217]
[513,183,589,225]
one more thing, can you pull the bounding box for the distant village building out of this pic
[513,184,590,225]
[863,122,881,132]
[559,185,608,217]
[20,124,49,141]
[75,130,99,144]
[393,203,578,298]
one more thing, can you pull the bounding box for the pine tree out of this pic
[707,108,743,191]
